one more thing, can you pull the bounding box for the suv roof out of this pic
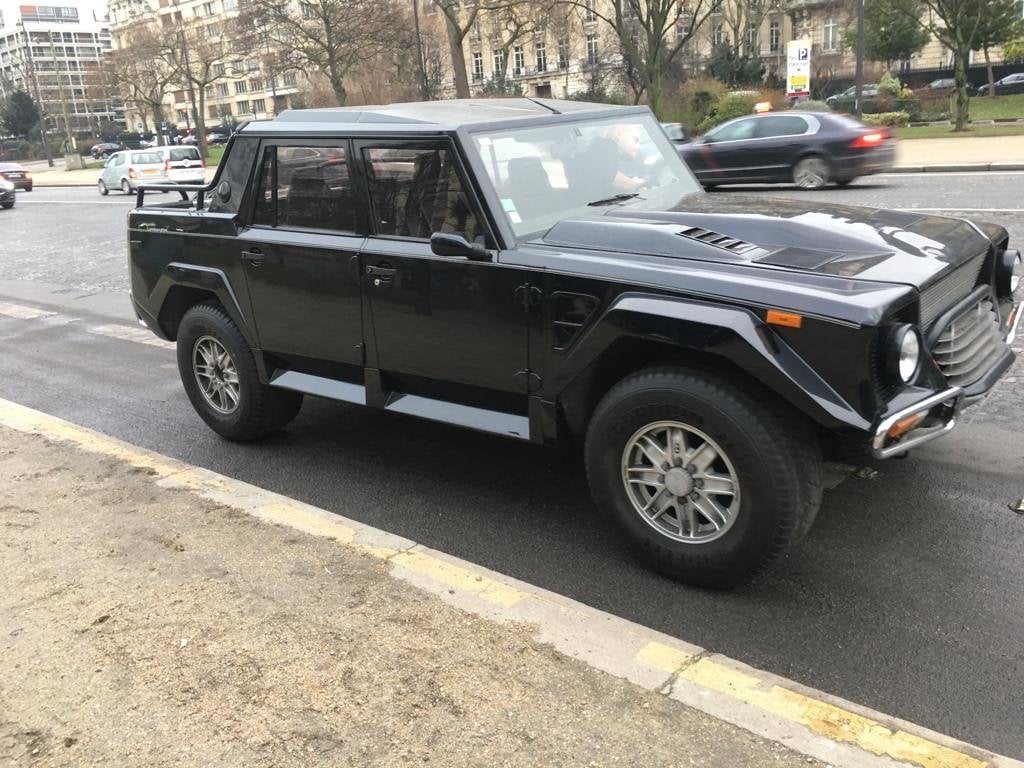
[239,98,642,135]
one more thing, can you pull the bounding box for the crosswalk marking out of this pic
[0,300,174,350]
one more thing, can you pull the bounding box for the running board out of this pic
[268,370,530,441]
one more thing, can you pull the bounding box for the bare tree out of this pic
[163,16,233,157]
[895,0,983,130]
[556,0,716,117]
[240,0,401,106]
[98,25,177,143]
[721,0,773,61]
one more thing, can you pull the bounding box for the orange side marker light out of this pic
[766,310,803,328]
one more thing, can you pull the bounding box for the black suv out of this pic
[128,99,1022,587]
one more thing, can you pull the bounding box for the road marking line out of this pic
[898,208,1024,213]
[11,199,132,204]
[87,324,176,349]
[0,301,56,320]
[0,396,1018,768]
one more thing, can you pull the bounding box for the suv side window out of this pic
[252,144,356,232]
[363,144,484,242]
[209,136,257,214]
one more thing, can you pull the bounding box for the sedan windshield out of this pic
[469,113,702,239]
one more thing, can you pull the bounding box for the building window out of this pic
[250,98,265,113]
[823,17,838,51]
[283,72,297,86]
[217,82,229,96]
[769,19,780,52]
[513,45,524,76]
[470,20,480,40]
[586,33,598,64]
[535,39,546,72]
[237,99,250,114]
[214,62,225,76]
[472,50,483,81]
[223,0,236,10]
[711,24,725,48]
[235,80,248,94]
[583,0,596,23]
[177,109,188,122]
[747,21,758,53]
[557,38,569,69]
[492,49,504,77]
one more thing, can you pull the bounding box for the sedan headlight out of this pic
[887,324,922,384]
[996,248,1021,298]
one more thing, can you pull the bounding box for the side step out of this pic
[268,370,530,441]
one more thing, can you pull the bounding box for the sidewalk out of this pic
[0,423,821,768]
[895,134,1024,170]
[31,165,217,188]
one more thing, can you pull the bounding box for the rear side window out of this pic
[755,115,810,138]
[131,152,161,164]
[363,144,483,241]
[169,147,200,162]
[252,144,356,232]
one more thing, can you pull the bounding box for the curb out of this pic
[0,397,1020,768]
[889,163,1024,173]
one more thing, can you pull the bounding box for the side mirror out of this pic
[430,232,491,261]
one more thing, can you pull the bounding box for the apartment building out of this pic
[0,0,122,136]
[107,0,304,132]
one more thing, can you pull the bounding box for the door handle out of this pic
[366,264,397,281]
[241,249,264,268]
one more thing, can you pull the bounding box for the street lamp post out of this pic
[854,0,865,119]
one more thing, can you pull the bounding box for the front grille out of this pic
[919,252,986,330]
[931,298,1006,387]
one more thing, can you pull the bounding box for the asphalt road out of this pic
[1,177,1023,758]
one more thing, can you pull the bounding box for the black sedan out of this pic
[0,162,32,191]
[677,111,895,190]
[90,142,124,160]
[975,73,1024,96]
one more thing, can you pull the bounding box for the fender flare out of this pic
[151,262,256,346]
[554,292,871,432]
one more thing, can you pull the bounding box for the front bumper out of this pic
[871,295,1020,458]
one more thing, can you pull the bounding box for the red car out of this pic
[0,162,32,191]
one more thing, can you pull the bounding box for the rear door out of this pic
[236,139,366,377]
[751,114,814,180]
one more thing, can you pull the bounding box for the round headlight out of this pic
[996,248,1021,298]
[887,325,921,384]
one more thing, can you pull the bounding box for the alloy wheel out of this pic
[793,157,830,189]
[621,420,741,544]
[192,335,240,414]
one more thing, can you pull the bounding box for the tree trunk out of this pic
[443,14,470,98]
[153,105,167,146]
[327,61,348,106]
[952,44,970,131]
[985,47,994,97]
[646,62,663,118]
[196,88,208,159]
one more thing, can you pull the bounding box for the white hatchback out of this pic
[150,145,206,185]
[98,150,167,195]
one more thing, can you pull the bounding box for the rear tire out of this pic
[793,155,831,189]
[584,367,822,588]
[121,178,132,195]
[835,178,855,187]
[176,302,302,442]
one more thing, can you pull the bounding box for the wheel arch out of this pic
[551,293,870,439]
[152,264,254,346]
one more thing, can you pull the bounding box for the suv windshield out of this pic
[469,113,702,238]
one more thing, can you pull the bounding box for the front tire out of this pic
[1,202,13,209]
[176,302,302,441]
[98,179,109,196]
[584,367,822,588]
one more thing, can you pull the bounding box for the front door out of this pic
[355,139,530,406]
[694,117,758,183]
[238,140,365,376]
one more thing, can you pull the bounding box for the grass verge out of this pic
[896,123,1024,140]
[969,93,1024,120]
[205,145,225,166]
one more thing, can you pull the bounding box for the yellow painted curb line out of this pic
[0,396,1015,768]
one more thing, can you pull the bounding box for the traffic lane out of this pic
[0,310,1022,757]
[1,187,135,294]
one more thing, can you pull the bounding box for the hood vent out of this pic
[677,226,768,258]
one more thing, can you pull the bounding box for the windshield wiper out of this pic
[587,192,642,207]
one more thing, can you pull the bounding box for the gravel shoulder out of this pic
[0,426,822,768]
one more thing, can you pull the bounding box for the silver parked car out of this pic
[149,145,206,185]
[98,150,167,195]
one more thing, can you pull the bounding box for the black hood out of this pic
[538,194,997,290]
